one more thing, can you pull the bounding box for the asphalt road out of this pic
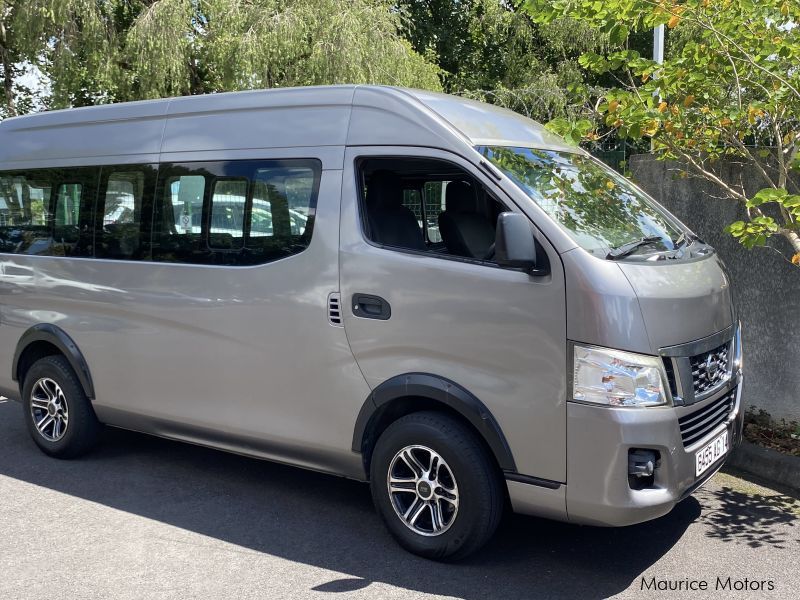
[0,397,797,600]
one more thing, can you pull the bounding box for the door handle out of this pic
[352,294,391,320]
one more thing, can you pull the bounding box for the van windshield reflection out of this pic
[478,146,688,260]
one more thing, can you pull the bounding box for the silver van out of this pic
[0,86,743,560]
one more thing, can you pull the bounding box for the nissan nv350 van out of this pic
[0,86,743,559]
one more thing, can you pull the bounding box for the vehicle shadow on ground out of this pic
[0,401,703,599]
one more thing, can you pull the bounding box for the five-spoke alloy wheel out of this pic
[370,411,504,560]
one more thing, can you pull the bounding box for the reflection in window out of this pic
[169,175,205,234]
[210,179,247,249]
[103,172,143,226]
[152,160,319,266]
[479,146,682,255]
[97,167,154,260]
[0,174,53,255]
[54,183,82,246]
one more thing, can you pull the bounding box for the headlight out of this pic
[572,345,669,407]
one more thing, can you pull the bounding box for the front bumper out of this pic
[564,374,743,527]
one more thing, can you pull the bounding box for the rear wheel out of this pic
[22,355,101,458]
[370,411,504,560]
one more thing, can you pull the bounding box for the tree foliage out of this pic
[10,0,442,109]
[524,0,800,263]
[0,0,37,117]
[397,0,608,122]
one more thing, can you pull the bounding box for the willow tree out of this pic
[17,0,441,109]
[1,0,56,116]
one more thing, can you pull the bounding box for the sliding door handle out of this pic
[352,294,391,320]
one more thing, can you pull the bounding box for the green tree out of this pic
[15,0,441,109]
[0,0,33,117]
[524,0,800,264]
[397,0,607,121]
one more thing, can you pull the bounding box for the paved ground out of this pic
[0,398,798,600]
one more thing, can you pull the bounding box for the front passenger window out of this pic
[360,159,505,262]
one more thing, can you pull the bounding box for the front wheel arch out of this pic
[352,373,516,478]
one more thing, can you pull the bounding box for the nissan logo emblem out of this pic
[705,354,719,378]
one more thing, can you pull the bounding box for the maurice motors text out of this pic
[640,576,775,592]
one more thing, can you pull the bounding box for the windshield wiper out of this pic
[606,236,664,260]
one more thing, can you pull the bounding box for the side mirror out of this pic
[495,212,541,273]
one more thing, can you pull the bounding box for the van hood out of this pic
[617,254,735,350]
[563,249,735,354]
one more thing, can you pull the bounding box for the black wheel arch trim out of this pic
[352,372,517,473]
[504,471,562,490]
[12,324,95,399]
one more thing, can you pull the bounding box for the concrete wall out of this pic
[629,154,799,420]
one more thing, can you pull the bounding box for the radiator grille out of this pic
[678,388,736,447]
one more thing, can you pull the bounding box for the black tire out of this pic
[370,411,504,560]
[22,355,101,458]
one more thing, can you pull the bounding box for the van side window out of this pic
[245,164,317,265]
[209,179,248,250]
[153,159,320,266]
[53,182,88,257]
[360,159,504,263]
[96,166,157,260]
[0,173,53,255]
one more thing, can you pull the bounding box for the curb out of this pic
[724,441,800,495]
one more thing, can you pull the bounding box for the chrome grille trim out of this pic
[659,326,736,405]
[689,342,731,396]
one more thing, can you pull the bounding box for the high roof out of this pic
[0,85,578,168]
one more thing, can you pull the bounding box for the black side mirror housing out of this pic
[495,212,542,273]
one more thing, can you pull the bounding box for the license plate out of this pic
[695,430,729,477]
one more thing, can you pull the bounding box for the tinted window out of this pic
[209,179,247,249]
[153,160,319,266]
[0,168,99,257]
[0,173,52,255]
[96,165,157,260]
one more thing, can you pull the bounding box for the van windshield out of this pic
[478,146,685,259]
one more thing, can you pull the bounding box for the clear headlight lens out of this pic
[573,345,669,407]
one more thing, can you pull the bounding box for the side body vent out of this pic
[328,292,343,327]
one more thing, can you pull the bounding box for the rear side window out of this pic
[96,166,157,260]
[209,179,248,250]
[152,159,320,266]
[0,168,99,257]
[0,173,53,255]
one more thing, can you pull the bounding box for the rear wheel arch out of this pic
[13,324,95,399]
[352,373,516,478]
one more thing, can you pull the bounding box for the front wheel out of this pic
[369,411,504,560]
[22,355,101,458]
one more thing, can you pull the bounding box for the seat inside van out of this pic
[366,170,426,251]
[361,158,506,261]
[438,180,495,259]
